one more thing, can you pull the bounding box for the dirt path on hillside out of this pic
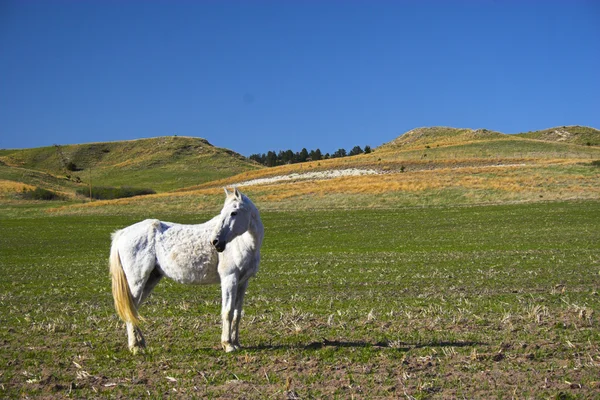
[233,163,531,187]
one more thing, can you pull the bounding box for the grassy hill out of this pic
[195,125,600,186]
[379,127,507,150]
[0,136,261,198]
[36,125,600,216]
[379,125,600,151]
[2,125,599,212]
[515,125,600,146]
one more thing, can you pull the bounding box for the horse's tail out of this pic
[109,234,141,326]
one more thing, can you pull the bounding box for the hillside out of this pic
[515,125,600,146]
[379,127,507,149]
[379,125,600,150]
[190,125,600,188]
[0,136,261,197]
[3,125,599,211]
[39,125,600,216]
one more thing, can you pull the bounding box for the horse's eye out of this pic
[231,211,238,217]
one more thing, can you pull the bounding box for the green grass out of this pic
[0,136,261,193]
[377,138,600,162]
[380,126,506,149]
[380,125,600,150]
[75,186,156,200]
[0,164,82,194]
[1,200,599,398]
[517,125,600,146]
[20,187,67,201]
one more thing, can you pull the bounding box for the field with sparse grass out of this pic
[1,199,599,398]
[2,126,600,398]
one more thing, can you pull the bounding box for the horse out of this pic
[109,187,263,353]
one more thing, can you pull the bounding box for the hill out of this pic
[3,125,599,212]
[379,125,600,150]
[40,125,600,216]
[515,125,600,146]
[0,136,261,198]
[379,127,507,149]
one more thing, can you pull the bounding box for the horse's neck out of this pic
[246,205,264,251]
[250,211,264,248]
[199,214,221,232]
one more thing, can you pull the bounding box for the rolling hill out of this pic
[26,125,596,216]
[0,136,261,198]
[379,125,600,150]
[515,125,600,146]
[2,125,599,212]
[379,127,507,149]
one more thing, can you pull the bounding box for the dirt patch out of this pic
[235,168,379,187]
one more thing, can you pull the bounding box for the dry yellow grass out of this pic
[0,180,35,197]
[232,161,595,200]
[49,160,600,216]
[187,150,593,194]
[47,187,223,215]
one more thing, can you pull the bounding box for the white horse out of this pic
[109,187,263,353]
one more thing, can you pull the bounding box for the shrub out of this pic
[591,160,600,167]
[76,186,156,200]
[66,162,80,171]
[21,187,63,201]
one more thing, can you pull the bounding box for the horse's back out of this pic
[112,219,171,249]
[110,219,170,284]
[111,217,221,285]
[155,219,220,285]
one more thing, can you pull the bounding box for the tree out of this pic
[332,148,347,158]
[252,145,363,166]
[280,149,294,164]
[265,151,278,167]
[298,148,309,163]
[249,153,265,164]
[349,146,364,156]
[310,149,322,161]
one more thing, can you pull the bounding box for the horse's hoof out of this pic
[129,343,146,355]
[222,342,237,353]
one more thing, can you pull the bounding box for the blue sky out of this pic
[1,0,599,156]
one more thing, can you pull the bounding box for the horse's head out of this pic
[211,187,252,252]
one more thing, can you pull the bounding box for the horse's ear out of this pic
[234,187,242,200]
[223,187,230,197]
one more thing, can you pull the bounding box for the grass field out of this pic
[0,136,260,195]
[1,200,599,398]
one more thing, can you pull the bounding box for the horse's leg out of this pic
[231,280,249,350]
[126,268,162,353]
[219,273,238,352]
[124,268,161,353]
[139,268,163,305]
[125,275,147,353]
[126,322,145,354]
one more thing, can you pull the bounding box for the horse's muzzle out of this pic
[212,239,226,252]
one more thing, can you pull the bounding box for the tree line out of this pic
[249,145,372,167]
